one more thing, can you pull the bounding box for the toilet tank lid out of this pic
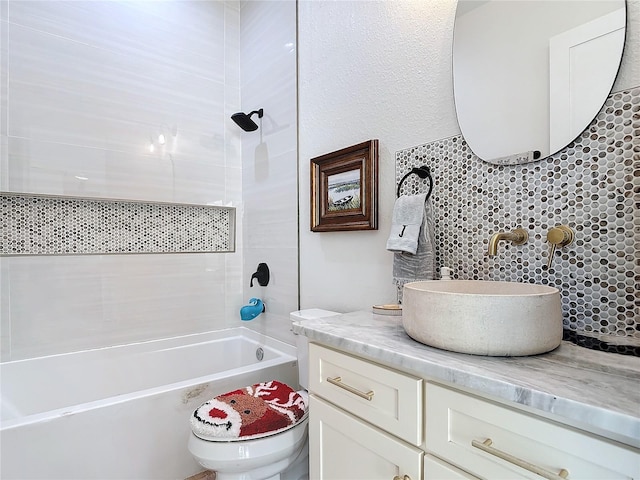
[290,309,340,322]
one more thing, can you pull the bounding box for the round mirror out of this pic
[453,0,626,165]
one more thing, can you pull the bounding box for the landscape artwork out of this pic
[327,169,361,212]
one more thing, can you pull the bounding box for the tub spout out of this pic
[488,228,528,256]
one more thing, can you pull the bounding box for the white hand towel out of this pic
[386,193,427,255]
[391,197,436,302]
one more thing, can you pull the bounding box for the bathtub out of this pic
[0,327,299,480]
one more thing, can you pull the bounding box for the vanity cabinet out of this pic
[308,342,640,480]
[426,382,639,480]
[308,342,423,480]
[309,395,423,480]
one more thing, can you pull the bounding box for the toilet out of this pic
[188,309,340,480]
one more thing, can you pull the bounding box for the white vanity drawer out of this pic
[310,395,423,480]
[425,454,478,480]
[309,343,423,445]
[426,382,640,479]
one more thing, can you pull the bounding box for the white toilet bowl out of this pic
[188,417,309,480]
[188,309,339,480]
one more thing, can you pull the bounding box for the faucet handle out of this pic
[250,263,270,287]
[546,225,574,269]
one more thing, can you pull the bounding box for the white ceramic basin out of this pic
[402,280,563,356]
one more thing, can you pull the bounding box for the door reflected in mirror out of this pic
[453,0,626,165]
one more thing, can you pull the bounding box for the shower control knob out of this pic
[546,225,574,269]
[250,262,270,287]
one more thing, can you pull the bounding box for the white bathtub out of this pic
[0,327,299,480]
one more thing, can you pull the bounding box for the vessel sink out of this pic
[402,280,562,356]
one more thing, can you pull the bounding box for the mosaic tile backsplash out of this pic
[396,86,639,351]
[1,194,235,255]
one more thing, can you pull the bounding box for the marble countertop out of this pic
[292,310,640,447]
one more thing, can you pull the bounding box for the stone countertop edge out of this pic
[292,310,640,447]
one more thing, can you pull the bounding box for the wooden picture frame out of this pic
[310,140,378,232]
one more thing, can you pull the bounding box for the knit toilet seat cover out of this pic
[190,380,307,442]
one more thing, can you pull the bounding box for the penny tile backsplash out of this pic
[396,86,639,349]
[1,194,235,255]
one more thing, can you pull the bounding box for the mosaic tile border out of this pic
[1,193,235,255]
[395,86,639,349]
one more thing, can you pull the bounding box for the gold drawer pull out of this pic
[326,376,374,401]
[472,439,569,480]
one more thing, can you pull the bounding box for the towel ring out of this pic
[396,165,434,202]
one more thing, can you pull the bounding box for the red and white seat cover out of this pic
[191,380,307,442]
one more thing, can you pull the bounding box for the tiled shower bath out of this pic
[396,86,639,355]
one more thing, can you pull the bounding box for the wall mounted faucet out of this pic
[487,228,528,256]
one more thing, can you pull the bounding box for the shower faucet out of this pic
[250,263,270,287]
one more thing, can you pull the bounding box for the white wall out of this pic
[614,0,640,92]
[298,0,460,312]
[297,0,640,313]
[234,1,299,344]
[0,1,243,359]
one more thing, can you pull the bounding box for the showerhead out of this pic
[231,108,264,132]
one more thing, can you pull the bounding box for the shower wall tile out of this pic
[223,1,243,321]
[224,3,241,95]
[0,258,11,361]
[2,1,233,205]
[224,247,244,324]
[242,62,297,148]
[240,2,296,89]
[245,219,298,251]
[244,150,298,250]
[225,86,243,173]
[0,1,243,360]
[99,254,227,340]
[239,1,298,330]
[223,175,243,327]
[1,3,7,193]
[7,1,226,79]
[5,253,229,359]
[395,86,639,348]
[6,256,104,358]
[241,247,299,344]
[224,165,243,205]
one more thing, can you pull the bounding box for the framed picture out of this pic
[310,139,378,232]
